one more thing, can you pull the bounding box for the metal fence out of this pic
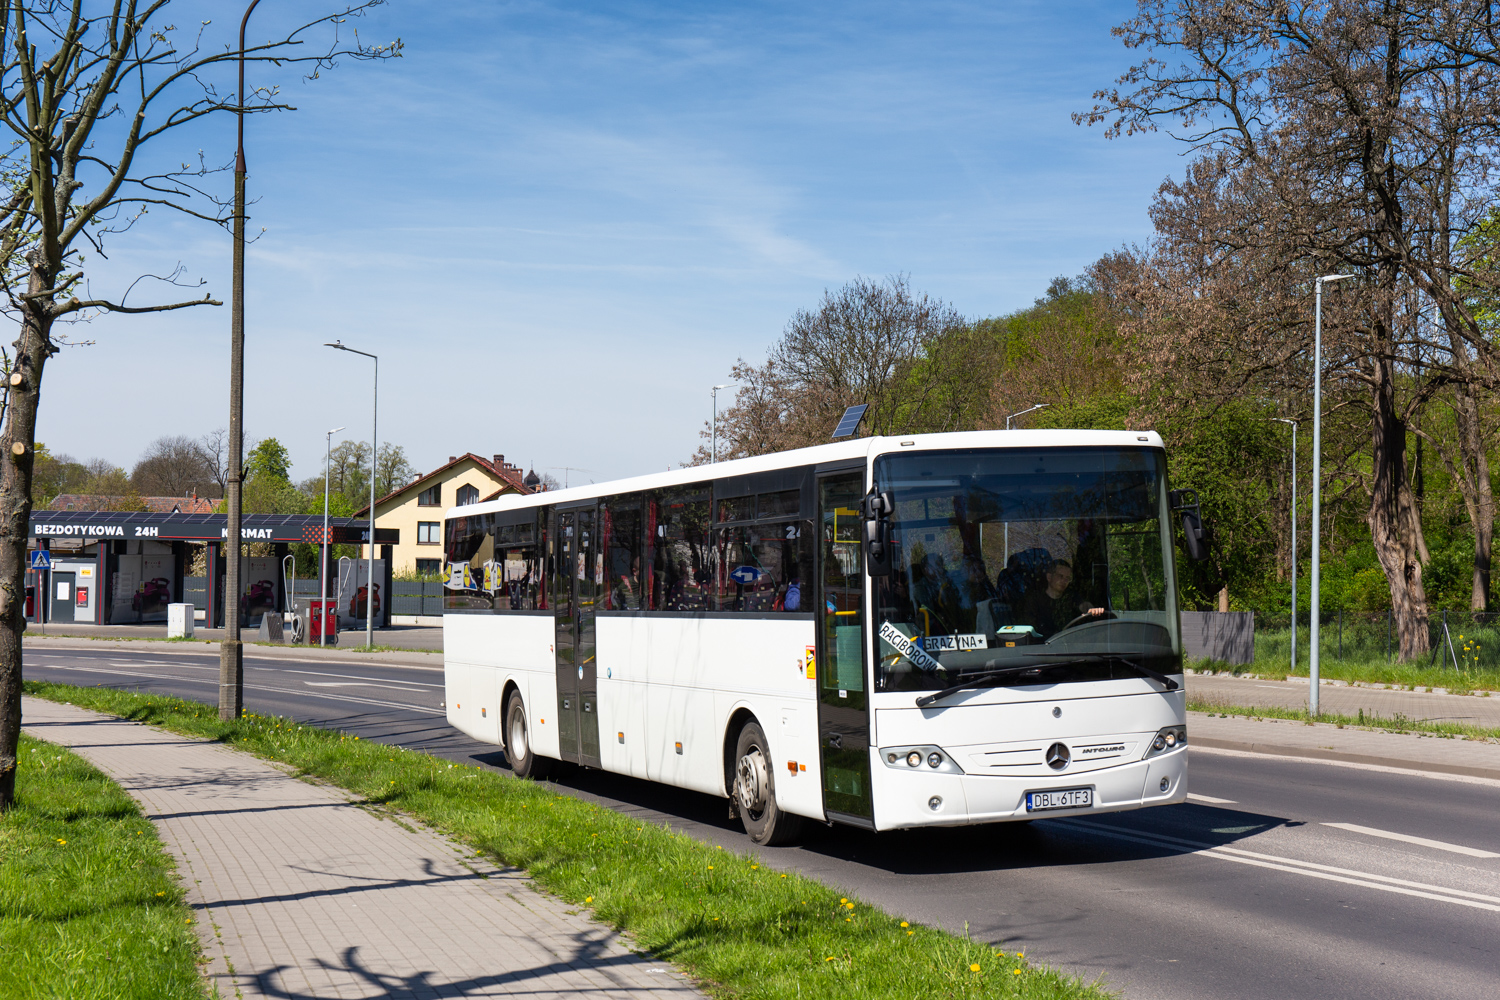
[183,576,207,611]
[1250,609,1500,669]
[392,581,443,616]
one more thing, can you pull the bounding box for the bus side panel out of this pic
[702,619,822,821]
[596,616,649,779]
[444,613,556,754]
[631,617,717,792]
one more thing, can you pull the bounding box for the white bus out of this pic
[443,429,1196,844]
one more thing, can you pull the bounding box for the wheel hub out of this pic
[736,748,768,814]
[510,715,528,761]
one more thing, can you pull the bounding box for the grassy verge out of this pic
[1188,699,1500,741]
[1190,654,1500,695]
[23,680,1109,1000]
[0,731,208,999]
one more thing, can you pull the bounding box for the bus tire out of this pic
[733,721,804,845]
[505,691,551,780]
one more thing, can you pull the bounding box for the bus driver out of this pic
[1017,558,1106,637]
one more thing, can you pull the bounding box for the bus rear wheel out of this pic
[734,721,804,845]
[505,692,552,780]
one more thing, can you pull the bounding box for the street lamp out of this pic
[320,426,345,648]
[1003,403,1049,561]
[711,383,735,463]
[221,0,267,722]
[326,340,378,651]
[1005,403,1050,430]
[1273,418,1298,674]
[1310,273,1354,715]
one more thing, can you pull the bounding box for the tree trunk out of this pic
[1367,355,1430,661]
[1217,586,1230,613]
[1453,385,1493,612]
[0,270,54,811]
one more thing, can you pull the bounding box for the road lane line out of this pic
[302,681,433,692]
[1322,822,1500,859]
[1053,818,1500,911]
[279,668,443,688]
[30,663,444,716]
[1190,744,1500,789]
[1186,793,1237,805]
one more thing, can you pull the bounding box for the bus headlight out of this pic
[1144,725,1187,759]
[883,746,963,774]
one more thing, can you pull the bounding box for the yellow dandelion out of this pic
[845,918,852,922]
[907,930,914,936]
[825,957,835,962]
[585,896,593,902]
[970,963,981,972]
[1014,969,1022,975]
[708,865,714,870]
[751,864,759,870]
[56,839,66,845]
[900,921,909,927]
[156,891,165,897]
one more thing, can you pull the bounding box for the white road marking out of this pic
[1190,744,1500,789]
[1322,822,1500,859]
[1055,818,1500,912]
[302,681,431,693]
[279,668,442,688]
[1186,793,1237,805]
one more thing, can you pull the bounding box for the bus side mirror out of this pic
[1169,489,1210,562]
[863,491,894,577]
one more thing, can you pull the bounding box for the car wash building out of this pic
[25,511,399,629]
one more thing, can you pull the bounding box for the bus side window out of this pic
[602,497,644,611]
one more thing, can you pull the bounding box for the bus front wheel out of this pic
[505,692,552,780]
[734,721,804,846]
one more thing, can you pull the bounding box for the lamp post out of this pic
[320,426,345,647]
[1310,274,1354,715]
[1003,403,1049,562]
[711,383,734,463]
[326,341,378,651]
[220,0,266,722]
[1273,418,1298,674]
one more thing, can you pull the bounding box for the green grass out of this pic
[22,680,1110,1000]
[1187,699,1500,741]
[1237,626,1500,693]
[0,732,208,1000]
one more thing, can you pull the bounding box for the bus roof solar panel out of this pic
[831,403,869,439]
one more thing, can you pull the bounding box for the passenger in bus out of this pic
[612,555,642,610]
[665,559,707,611]
[1017,558,1105,637]
[912,553,961,634]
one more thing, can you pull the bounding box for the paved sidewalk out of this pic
[1190,711,1500,780]
[1187,672,1500,727]
[21,696,699,1000]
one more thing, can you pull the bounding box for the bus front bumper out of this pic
[867,746,1188,831]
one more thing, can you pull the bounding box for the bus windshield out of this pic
[872,447,1180,693]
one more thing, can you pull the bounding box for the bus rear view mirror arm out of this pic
[863,490,894,576]
[1168,488,1210,562]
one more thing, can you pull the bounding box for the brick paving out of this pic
[20,696,701,1000]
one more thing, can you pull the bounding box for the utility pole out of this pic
[221,0,265,722]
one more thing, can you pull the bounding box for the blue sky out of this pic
[38,0,1181,487]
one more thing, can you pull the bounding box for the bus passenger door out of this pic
[554,507,603,768]
[576,508,602,767]
[816,470,874,827]
[554,512,580,763]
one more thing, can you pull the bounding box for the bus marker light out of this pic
[887,753,898,763]
[787,761,798,773]
[675,742,683,755]
[618,732,624,744]
[800,764,806,771]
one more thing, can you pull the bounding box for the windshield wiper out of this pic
[1027,652,1180,692]
[913,654,1178,708]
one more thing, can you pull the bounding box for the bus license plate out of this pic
[1026,788,1092,812]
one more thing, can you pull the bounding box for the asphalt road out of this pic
[23,643,1500,1000]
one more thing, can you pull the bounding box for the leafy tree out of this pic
[245,438,292,484]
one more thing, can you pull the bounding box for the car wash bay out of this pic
[25,511,399,628]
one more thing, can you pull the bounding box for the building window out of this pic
[417,521,441,544]
[456,484,479,505]
[415,558,441,576]
[418,485,441,506]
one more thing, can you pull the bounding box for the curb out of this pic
[1191,736,1500,781]
[21,635,441,669]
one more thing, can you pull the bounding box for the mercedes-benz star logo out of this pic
[1045,743,1071,770]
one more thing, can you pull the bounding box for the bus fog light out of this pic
[1159,777,1170,792]
[907,751,922,767]
[928,796,942,811]
[927,752,943,768]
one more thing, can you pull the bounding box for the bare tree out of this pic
[132,434,217,497]
[195,427,229,496]
[701,275,968,461]
[0,1,400,811]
